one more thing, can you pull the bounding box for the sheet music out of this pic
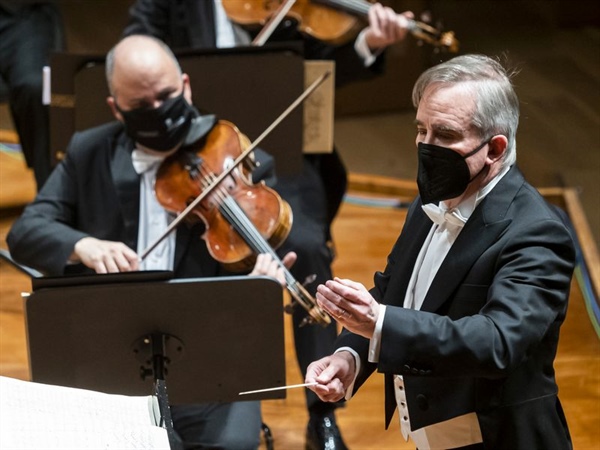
[303,60,335,154]
[0,376,170,450]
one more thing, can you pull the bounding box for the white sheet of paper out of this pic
[0,376,170,450]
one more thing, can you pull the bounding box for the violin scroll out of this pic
[291,281,332,326]
[408,19,460,53]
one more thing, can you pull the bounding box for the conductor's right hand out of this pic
[72,237,140,273]
[305,351,356,403]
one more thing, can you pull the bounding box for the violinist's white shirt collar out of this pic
[131,150,165,174]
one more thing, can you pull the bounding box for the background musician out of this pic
[0,0,65,190]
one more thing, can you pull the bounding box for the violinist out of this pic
[7,34,294,450]
[123,2,414,449]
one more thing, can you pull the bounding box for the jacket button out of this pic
[410,367,419,375]
[403,364,411,373]
[416,394,429,411]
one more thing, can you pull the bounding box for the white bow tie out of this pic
[131,149,166,174]
[422,203,468,228]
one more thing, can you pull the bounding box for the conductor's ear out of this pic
[487,135,508,163]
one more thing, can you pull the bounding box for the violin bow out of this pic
[252,0,297,47]
[140,70,331,262]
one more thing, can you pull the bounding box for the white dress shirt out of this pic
[132,149,176,271]
[213,0,251,47]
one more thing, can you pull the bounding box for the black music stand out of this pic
[24,274,287,406]
[49,43,305,176]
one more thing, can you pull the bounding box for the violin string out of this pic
[324,0,369,16]
[195,162,297,283]
[210,180,324,320]
[195,162,272,253]
[218,193,299,285]
[328,0,418,30]
[214,191,328,320]
[210,182,301,288]
[190,156,314,309]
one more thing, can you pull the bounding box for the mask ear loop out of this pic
[465,137,492,182]
[463,137,491,158]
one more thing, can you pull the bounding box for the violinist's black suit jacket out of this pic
[7,121,229,278]
[336,167,576,449]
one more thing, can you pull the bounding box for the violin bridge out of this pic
[182,153,204,180]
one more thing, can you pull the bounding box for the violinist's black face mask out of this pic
[417,139,489,205]
[117,92,196,152]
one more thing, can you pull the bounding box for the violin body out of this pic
[148,75,333,326]
[222,0,364,45]
[155,120,292,272]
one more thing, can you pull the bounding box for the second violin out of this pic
[222,0,364,45]
[221,0,459,51]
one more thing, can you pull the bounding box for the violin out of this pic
[222,0,459,52]
[223,0,362,45]
[155,121,291,272]
[154,120,331,327]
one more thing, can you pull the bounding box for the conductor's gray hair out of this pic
[412,54,520,167]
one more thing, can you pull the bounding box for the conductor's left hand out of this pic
[316,277,380,339]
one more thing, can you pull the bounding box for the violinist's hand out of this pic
[316,277,380,339]
[305,351,356,403]
[364,4,414,51]
[249,252,297,287]
[72,237,140,274]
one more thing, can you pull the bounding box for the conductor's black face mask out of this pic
[116,92,195,152]
[417,139,489,205]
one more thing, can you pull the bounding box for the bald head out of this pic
[105,35,193,125]
[105,35,182,98]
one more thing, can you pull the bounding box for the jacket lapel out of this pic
[109,126,197,270]
[381,202,433,307]
[420,167,524,313]
[110,130,140,249]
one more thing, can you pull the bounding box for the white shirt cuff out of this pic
[368,304,386,363]
[354,29,381,67]
[334,346,360,401]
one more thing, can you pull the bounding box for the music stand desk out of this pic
[25,274,286,405]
